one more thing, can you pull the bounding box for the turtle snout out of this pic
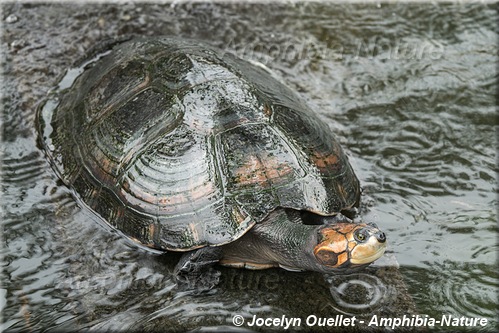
[375,231,386,243]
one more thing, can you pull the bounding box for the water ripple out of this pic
[343,90,496,200]
[3,153,46,185]
[406,261,499,330]
[325,272,395,316]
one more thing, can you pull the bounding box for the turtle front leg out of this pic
[174,247,223,291]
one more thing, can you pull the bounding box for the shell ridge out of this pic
[115,94,185,184]
[45,37,361,250]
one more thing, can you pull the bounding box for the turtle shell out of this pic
[45,37,360,251]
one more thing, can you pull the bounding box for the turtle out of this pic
[38,36,386,288]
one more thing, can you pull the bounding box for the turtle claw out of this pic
[174,247,222,291]
[175,266,221,292]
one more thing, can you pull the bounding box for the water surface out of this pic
[2,2,497,332]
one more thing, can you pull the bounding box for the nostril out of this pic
[376,232,386,243]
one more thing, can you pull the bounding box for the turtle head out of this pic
[312,222,386,273]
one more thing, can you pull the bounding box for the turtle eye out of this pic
[354,228,369,243]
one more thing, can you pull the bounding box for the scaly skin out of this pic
[219,209,386,273]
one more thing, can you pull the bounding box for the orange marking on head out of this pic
[317,228,348,254]
[314,223,384,268]
[348,240,357,251]
[345,229,356,242]
[314,227,348,267]
[336,252,350,266]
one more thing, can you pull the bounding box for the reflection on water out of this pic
[2,1,497,332]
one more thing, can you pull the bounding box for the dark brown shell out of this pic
[45,37,360,251]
